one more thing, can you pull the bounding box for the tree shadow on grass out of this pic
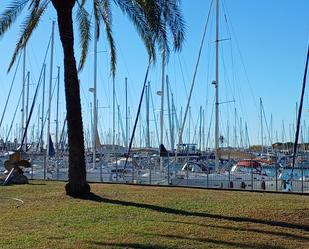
[88,241,173,249]
[87,236,286,249]
[80,192,309,232]
[28,183,46,185]
[136,233,288,249]
[156,220,309,242]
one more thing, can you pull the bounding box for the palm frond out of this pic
[77,0,87,6]
[114,0,157,62]
[76,3,91,71]
[160,0,185,51]
[117,0,185,63]
[100,0,116,77]
[8,0,49,72]
[94,0,100,39]
[135,0,162,62]
[29,0,41,10]
[0,0,30,38]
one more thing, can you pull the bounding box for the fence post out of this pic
[31,155,33,180]
[251,159,253,191]
[100,161,103,182]
[132,158,135,183]
[186,162,189,186]
[167,154,170,185]
[100,152,103,182]
[275,165,278,192]
[43,155,46,180]
[149,166,151,184]
[56,159,59,181]
[186,149,189,186]
[206,167,209,187]
[228,168,231,188]
[115,156,118,183]
[301,166,304,193]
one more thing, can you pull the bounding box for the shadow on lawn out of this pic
[158,220,309,242]
[29,183,46,185]
[87,236,285,249]
[88,241,173,249]
[80,192,309,232]
[137,233,288,249]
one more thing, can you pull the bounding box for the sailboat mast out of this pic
[226,120,229,148]
[166,75,174,150]
[40,64,46,151]
[46,20,55,157]
[282,120,285,142]
[37,104,40,143]
[128,107,131,146]
[270,114,273,147]
[260,98,263,154]
[202,109,205,151]
[146,82,150,147]
[160,9,167,167]
[113,78,115,147]
[199,106,202,150]
[25,71,30,149]
[55,66,60,151]
[160,47,166,170]
[93,20,98,168]
[188,106,191,143]
[116,105,119,145]
[234,108,237,148]
[125,77,128,147]
[239,117,243,148]
[150,83,160,145]
[21,46,26,146]
[245,122,249,148]
[215,0,220,170]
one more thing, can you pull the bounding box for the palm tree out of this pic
[0,0,185,197]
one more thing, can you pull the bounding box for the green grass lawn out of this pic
[0,181,308,249]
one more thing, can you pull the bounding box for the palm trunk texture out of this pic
[52,0,90,196]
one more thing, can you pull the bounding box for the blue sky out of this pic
[0,0,308,148]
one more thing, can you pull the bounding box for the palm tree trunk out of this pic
[52,0,90,196]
